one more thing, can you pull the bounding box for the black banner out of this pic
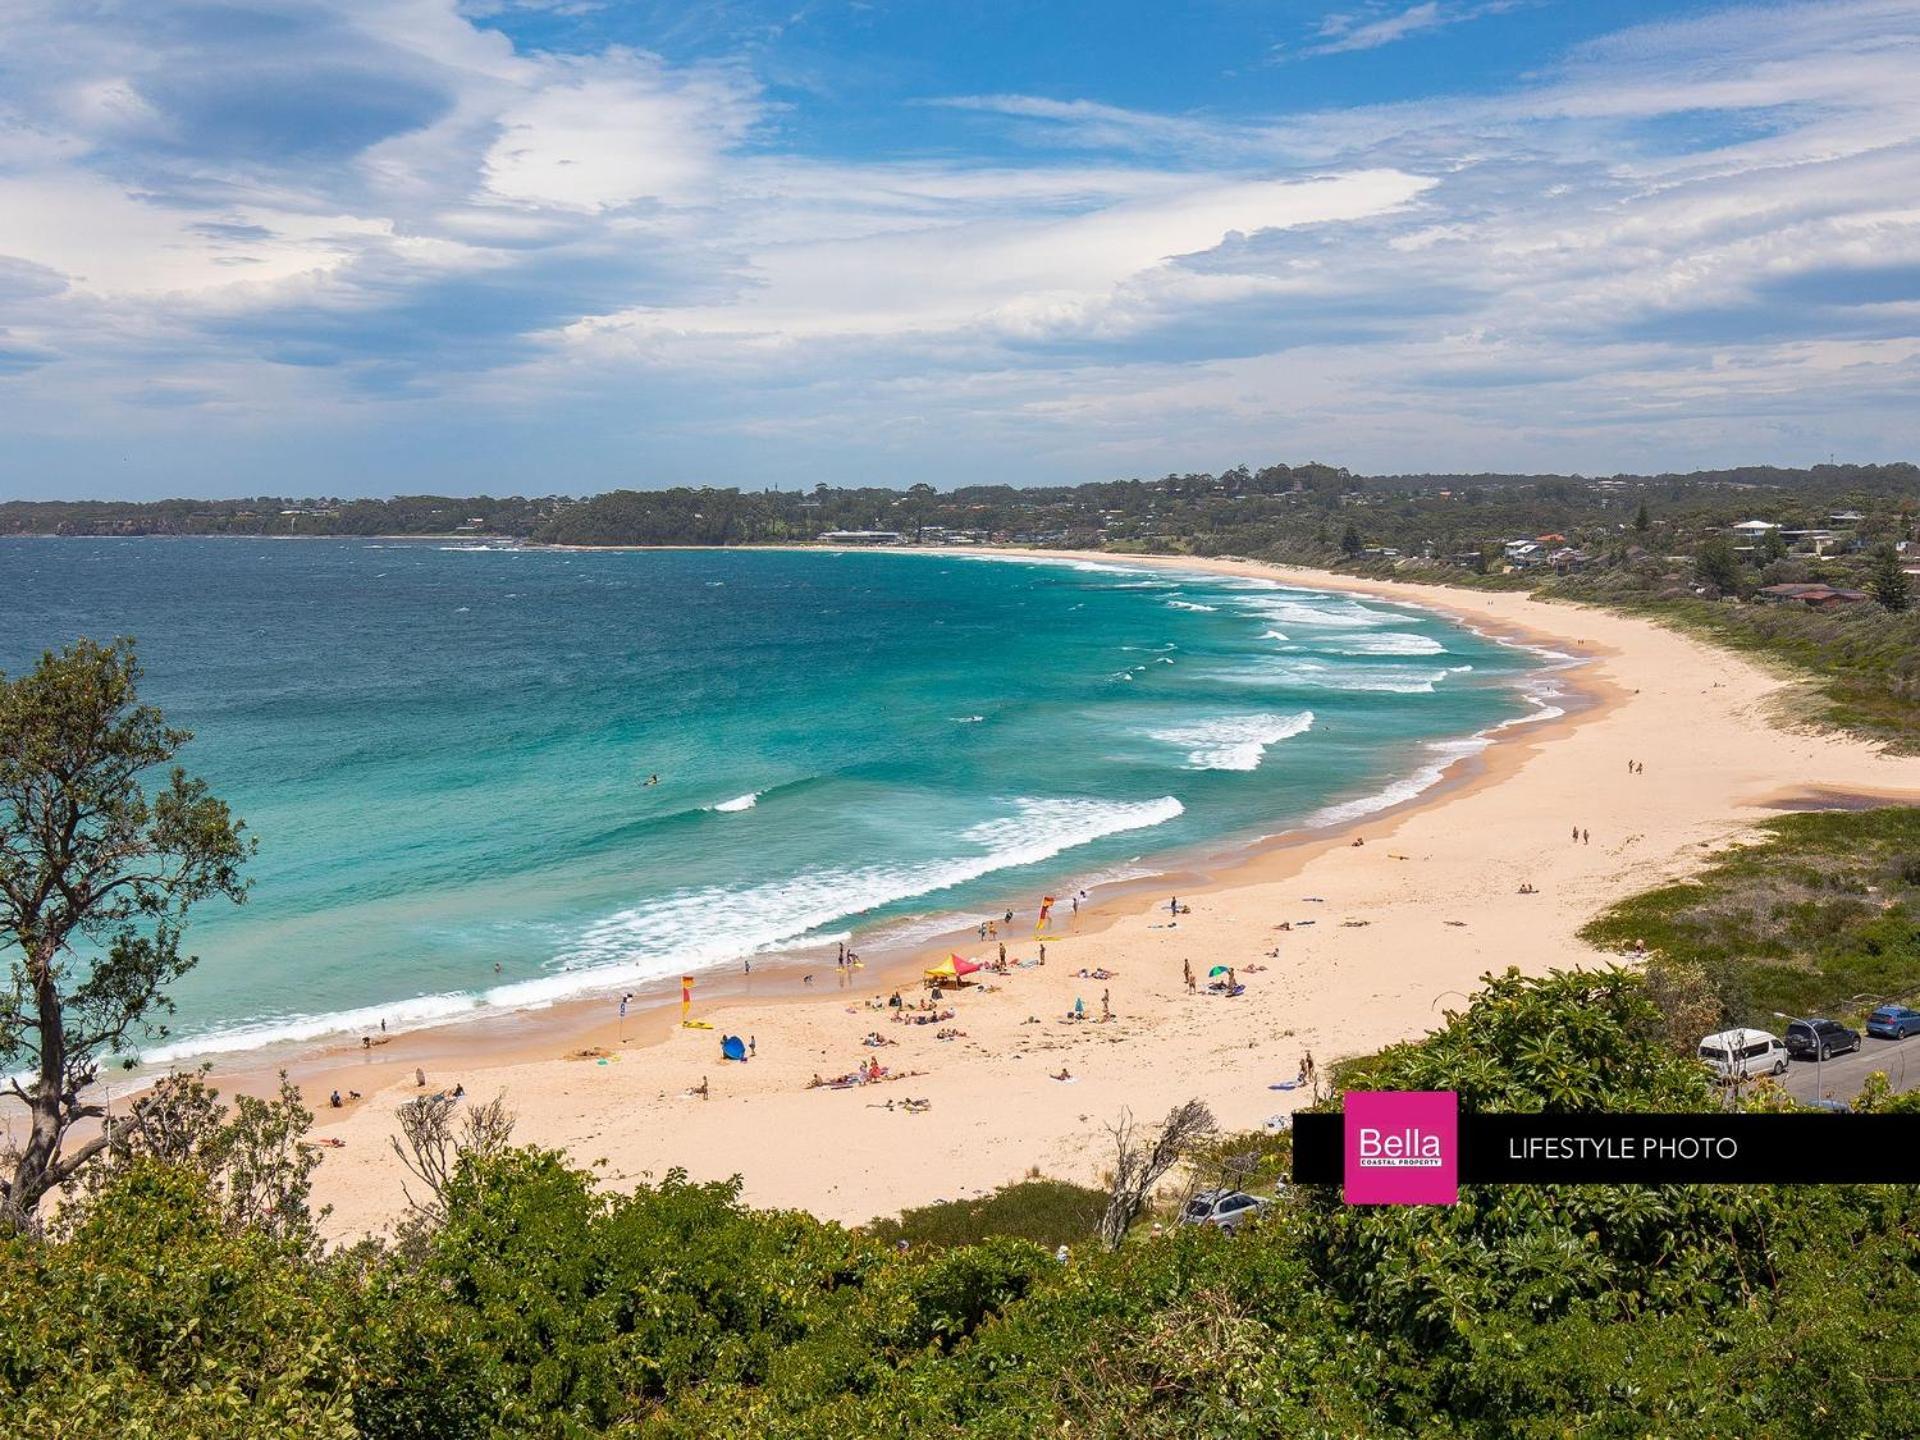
[1292,1111,1920,1186]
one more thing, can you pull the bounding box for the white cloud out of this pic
[0,0,1917,486]
[481,52,758,211]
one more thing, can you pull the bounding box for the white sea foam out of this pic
[1165,598,1218,612]
[1228,595,1399,629]
[709,791,761,812]
[143,795,1185,1062]
[1309,738,1491,827]
[545,794,1186,988]
[1314,632,1446,657]
[1152,711,1314,771]
[1213,658,1458,694]
[952,714,986,723]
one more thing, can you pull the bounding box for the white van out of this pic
[1698,1027,1789,1081]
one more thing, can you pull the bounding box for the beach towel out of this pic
[1267,1081,1302,1090]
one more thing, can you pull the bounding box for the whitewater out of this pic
[0,540,1545,1062]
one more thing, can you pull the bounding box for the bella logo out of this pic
[1343,1091,1459,1205]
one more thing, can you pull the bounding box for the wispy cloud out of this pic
[0,0,1917,491]
[1287,1,1528,59]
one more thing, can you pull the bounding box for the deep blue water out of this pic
[0,540,1557,1060]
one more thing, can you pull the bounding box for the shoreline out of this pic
[126,548,1592,1078]
[103,544,1582,1081]
[61,546,1920,1241]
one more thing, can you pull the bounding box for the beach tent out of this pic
[923,954,982,986]
[721,1034,748,1062]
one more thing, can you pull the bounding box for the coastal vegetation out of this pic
[1582,806,1920,1032]
[0,639,252,1230]
[5,967,1919,1436]
[10,460,1919,748]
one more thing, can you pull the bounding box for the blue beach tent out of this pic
[721,1034,748,1062]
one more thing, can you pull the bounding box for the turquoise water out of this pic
[0,540,1558,1062]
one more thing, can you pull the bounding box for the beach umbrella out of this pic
[949,953,983,976]
[1208,965,1230,977]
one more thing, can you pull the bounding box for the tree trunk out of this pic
[5,948,66,1232]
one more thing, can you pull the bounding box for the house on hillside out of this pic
[1754,582,1869,610]
[818,530,903,545]
[1728,519,1781,536]
[1547,547,1593,574]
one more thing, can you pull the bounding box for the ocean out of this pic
[0,540,1561,1063]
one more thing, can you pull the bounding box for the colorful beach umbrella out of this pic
[1208,965,1230,977]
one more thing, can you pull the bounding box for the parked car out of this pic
[1181,1189,1270,1232]
[1697,1028,1790,1081]
[1784,1018,1862,1061]
[1867,1005,1920,1040]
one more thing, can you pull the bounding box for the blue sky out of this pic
[1,0,1917,497]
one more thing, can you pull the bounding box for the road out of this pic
[1782,1032,1920,1105]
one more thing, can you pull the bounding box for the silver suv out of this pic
[1180,1189,1270,1232]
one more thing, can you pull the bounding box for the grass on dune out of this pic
[1581,806,1920,1026]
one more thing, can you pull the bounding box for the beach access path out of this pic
[246,551,1920,1241]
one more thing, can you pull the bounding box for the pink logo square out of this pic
[1343,1091,1459,1204]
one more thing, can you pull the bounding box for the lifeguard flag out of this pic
[681,975,693,1017]
[1036,895,1055,931]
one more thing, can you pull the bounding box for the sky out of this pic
[1,0,1918,498]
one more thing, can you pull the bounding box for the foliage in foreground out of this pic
[5,967,1920,1437]
[1582,805,1920,1027]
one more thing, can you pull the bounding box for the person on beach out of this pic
[803,974,813,986]
[1583,829,1590,845]
[695,1076,709,1100]
[1038,943,1046,965]
[749,1036,756,1058]
[1101,988,1111,1021]
[330,1089,342,1108]
[1226,967,1237,993]
[1571,824,1579,843]
[415,1067,426,1088]
[1169,895,1178,916]
[743,959,751,976]
[1183,958,1194,990]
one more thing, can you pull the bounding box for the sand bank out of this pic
[201,552,1920,1241]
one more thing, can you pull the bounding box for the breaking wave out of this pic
[1151,711,1315,771]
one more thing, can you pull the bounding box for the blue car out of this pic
[1867,1005,1920,1040]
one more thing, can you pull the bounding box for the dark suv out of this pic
[1784,1018,1862,1061]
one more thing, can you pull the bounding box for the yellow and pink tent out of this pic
[923,953,983,987]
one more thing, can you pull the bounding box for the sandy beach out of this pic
[199,551,1920,1242]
